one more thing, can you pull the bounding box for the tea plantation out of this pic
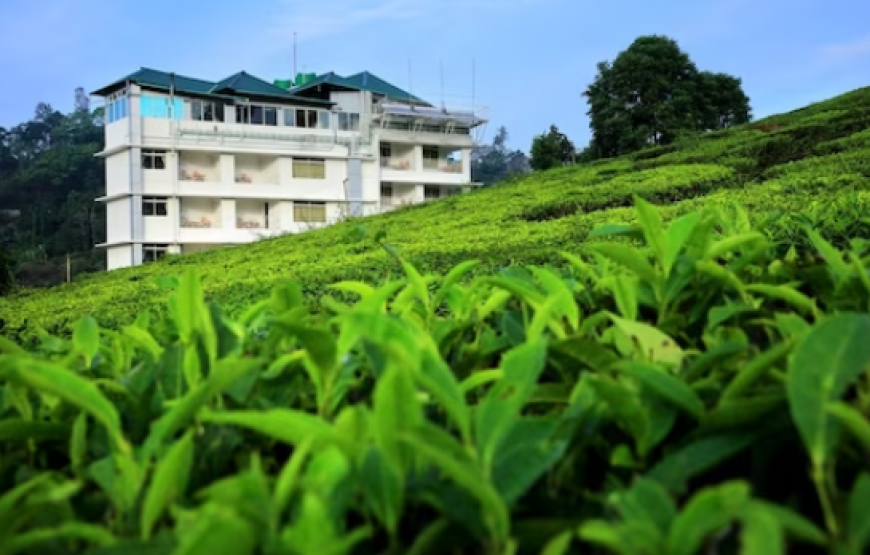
[0,87,869,554]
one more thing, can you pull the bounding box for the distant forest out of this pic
[0,101,107,290]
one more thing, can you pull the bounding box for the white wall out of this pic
[331,91,363,113]
[106,198,131,243]
[107,245,132,270]
[106,152,129,196]
[142,198,176,242]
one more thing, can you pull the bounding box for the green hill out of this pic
[2,86,870,340]
[2,87,870,554]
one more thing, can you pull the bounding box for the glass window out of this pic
[143,244,169,262]
[143,197,168,217]
[293,202,326,223]
[292,158,326,179]
[265,107,277,126]
[284,109,296,127]
[142,150,166,170]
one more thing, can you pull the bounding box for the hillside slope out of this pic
[2,86,870,339]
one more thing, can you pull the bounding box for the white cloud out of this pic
[819,35,870,62]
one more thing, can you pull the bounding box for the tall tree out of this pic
[530,125,576,171]
[582,35,752,159]
[471,126,530,185]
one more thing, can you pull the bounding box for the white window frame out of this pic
[142,244,169,263]
[292,158,326,179]
[293,201,327,223]
[143,197,168,217]
[142,150,167,170]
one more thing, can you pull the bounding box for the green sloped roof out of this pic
[291,71,431,106]
[344,71,429,105]
[209,71,303,100]
[91,67,332,106]
[91,68,214,96]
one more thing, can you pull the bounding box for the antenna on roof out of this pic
[293,32,298,80]
[408,58,413,104]
[471,58,476,119]
[440,59,445,110]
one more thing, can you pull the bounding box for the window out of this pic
[143,197,168,217]
[291,108,330,129]
[293,201,326,223]
[142,150,166,170]
[143,244,169,263]
[292,158,326,179]
[191,100,225,122]
[236,104,278,126]
[338,112,360,131]
[141,95,182,120]
[380,143,392,158]
[380,185,393,198]
[106,88,128,124]
[423,146,440,170]
[424,185,440,200]
[265,107,278,126]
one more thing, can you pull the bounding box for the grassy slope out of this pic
[2,87,870,338]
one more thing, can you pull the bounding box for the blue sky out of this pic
[0,0,868,152]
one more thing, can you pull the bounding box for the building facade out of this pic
[92,68,486,270]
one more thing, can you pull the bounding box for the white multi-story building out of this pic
[92,67,487,270]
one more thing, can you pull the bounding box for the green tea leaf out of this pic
[614,361,704,419]
[827,402,870,457]
[663,210,702,274]
[633,195,667,269]
[666,481,750,555]
[73,315,100,366]
[787,314,870,467]
[609,315,684,367]
[7,358,126,454]
[201,409,338,447]
[173,504,256,555]
[740,502,784,555]
[847,473,870,553]
[140,430,195,539]
[588,243,658,284]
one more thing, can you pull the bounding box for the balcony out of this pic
[180,199,222,229]
[422,158,462,173]
[380,156,413,171]
[179,152,220,183]
[237,200,277,230]
[235,154,278,185]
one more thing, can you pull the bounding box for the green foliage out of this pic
[0,102,106,288]
[1,196,870,554]
[529,125,576,171]
[2,85,870,340]
[583,35,752,159]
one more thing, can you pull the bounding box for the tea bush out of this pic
[1,197,870,554]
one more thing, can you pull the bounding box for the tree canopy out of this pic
[471,126,530,185]
[582,35,752,159]
[530,125,576,171]
[0,100,106,287]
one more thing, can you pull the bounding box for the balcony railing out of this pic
[179,168,219,182]
[381,156,413,171]
[181,215,219,228]
[422,159,462,173]
[236,217,269,229]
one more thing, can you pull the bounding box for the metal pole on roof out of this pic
[440,59,445,110]
[294,32,298,79]
[408,58,413,105]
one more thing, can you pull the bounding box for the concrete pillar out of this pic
[221,199,236,230]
